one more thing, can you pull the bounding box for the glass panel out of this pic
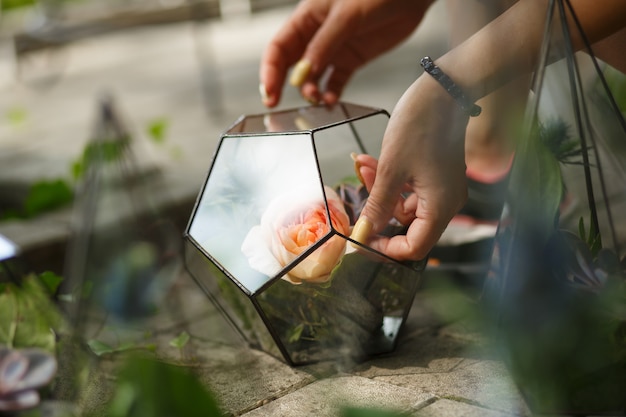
[183,239,282,358]
[188,133,326,294]
[225,103,379,134]
[255,240,424,365]
[313,112,387,189]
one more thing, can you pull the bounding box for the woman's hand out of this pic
[352,74,470,261]
[260,0,431,107]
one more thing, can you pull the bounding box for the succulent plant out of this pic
[0,348,57,411]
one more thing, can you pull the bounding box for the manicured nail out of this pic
[350,152,365,185]
[289,59,311,87]
[259,83,271,105]
[350,216,373,247]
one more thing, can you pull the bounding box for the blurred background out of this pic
[0,0,449,266]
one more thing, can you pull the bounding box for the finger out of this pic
[355,154,415,224]
[368,214,446,261]
[259,4,323,107]
[300,80,322,105]
[356,155,410,192]
[352,163,405,247]
[321,64,354,104]
[301,5,360,79]
[302,66,339,105]
[259,46,287,107]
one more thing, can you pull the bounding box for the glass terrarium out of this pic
[484,0,626,414]
[184,102,426,365]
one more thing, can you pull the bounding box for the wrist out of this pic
[420,56,481,117]
[408,73,469,120]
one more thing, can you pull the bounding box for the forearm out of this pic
[436,0,626,101]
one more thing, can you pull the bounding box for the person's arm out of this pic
[353,0,626,261]
[592,27,626,74]
[439,0,626,102]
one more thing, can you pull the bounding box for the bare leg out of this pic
[446,0,529,180]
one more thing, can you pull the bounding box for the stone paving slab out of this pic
[374,358,530,416]
[239,375,436,417]
[414,398,520,417]
[193,344,320,416]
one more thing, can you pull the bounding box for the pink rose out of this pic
[242,186,351,285]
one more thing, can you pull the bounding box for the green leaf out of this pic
[38,271,64,295]
[169,331,190,349]
[87,340,117,357]
[1,0,36,11]
[104,355,222,417]
[71,160,85,181]
[23,179,73,218]
[87,340,138,357]
[146,118,168,144]
[13,278,63,350]
[0,289,18,348]
[71,138,129,180]
[603,66,626,113]
[0,275,65,351]
[287,323,304,343]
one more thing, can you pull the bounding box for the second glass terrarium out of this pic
[184,103,425,365]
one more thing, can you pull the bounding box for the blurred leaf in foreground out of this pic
[101,355,222,417]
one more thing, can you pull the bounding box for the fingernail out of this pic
[289,59,311,87]
[350,152,365,185]
[350,216,373,247]
[259,83,271,105]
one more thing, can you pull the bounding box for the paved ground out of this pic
[3,2,620,416]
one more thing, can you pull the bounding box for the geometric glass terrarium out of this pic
[485,0,626,414]
[184,102,426,365]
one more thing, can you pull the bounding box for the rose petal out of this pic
[242,185,351,284]
[241,225,283,278]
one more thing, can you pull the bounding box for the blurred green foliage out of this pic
[604,66,626,113]
[1,0,36,11]
[71,137,129,181]
[99,355,222,417]
[0,272,65,351]
[146,118,168,145]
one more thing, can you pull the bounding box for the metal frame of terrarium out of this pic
[184,102,426,365]
[487,0,626,414]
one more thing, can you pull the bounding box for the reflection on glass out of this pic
[257,247,420,364]
[241,185,350,285]
[189,134,322,293]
